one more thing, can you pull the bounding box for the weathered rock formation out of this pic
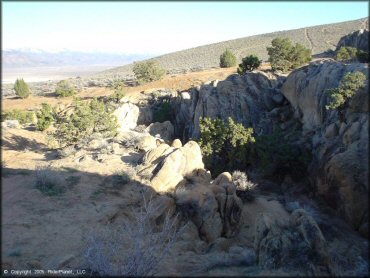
[173,72,287,140]
[336,29,369,52]
[113,102,140,132]
[136,141,243,242]
[254,209,334,276]
[281,60,369,237]
[145,121,174,141]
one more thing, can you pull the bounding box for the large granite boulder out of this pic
[336,29,369,52]
[174,71,287,140]
[113,102,140,132]
[145,121,175,141]
[281,60,369,237]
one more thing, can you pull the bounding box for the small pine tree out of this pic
[14,78,31,99]
[219,49,237,68]
[36,103,55,131]
[267,38,311,72]
[237,55,261,74]
[133,60,166,84]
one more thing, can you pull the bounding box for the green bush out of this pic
[52,97,118,147]
[219,49,237,68]
[336,46,369,63]
[36,103,55,131]
[267,38,311,72]
[55,80,76,97]
[253,129,311,180]
[326,71,366,111]
[198,117,255,176]
[2,109,35,124]
[237,55,261,74]
[14,78,31,99]
[133,60,166,84]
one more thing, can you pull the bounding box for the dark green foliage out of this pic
[133,60,166,84]
[356,50,369,63]
[2,109,34,124]
[253,129,311,180]
[14,78,31,99]
[55,80,76,97]
[36,103,55,131]
[153,101,173,123]
[326,71,366,111]
[267,38,311,72]
[220,49,237,68]
[237,55,262,74]
[336,46,369,63]
[198,117,255,177]
[52,97,118,147]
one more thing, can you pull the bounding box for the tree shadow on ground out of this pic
[1,134,48,153]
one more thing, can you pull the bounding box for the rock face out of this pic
[336,29,369,52]
[174,71,287,140]
[145,121,174,141]
[136,141,243,242]
[281,60,369,237]
[113,102,140,132]
[137,140,204,192]
[254,209,334,276]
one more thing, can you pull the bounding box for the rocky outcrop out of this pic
[254,209,334,276]
[175,170,243,243]
[113,130,159,152]
[336,29,369,52]
[174,72,287,140]
[281,60,369,237]
[137,140,204,192]
[113,102,140,132]
[136,140,243,242]
[145,121,174,141]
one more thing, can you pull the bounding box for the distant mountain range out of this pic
[2,49,154,68]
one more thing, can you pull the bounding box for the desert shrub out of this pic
[133,60,166,84]
[335,46,358,61]
[219,49,237,68]
[85,195,183,276]
[253,129,311,180]
[108,80,127,103]
[267,37,311,72]
[232,170,257,202]
[198,117,255,176]
[14,78,31,99]
[237,55,261,74]
[55,80,76,97]
[52,97,118,147]
[326,71,366,112]
[2,109,35,124]
[34,166,66,196]
[335,46,369,63]
[36,103,55,131]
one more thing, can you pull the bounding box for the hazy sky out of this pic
[3,1,368,55]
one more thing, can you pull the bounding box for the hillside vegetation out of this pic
[97,17,367,78]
